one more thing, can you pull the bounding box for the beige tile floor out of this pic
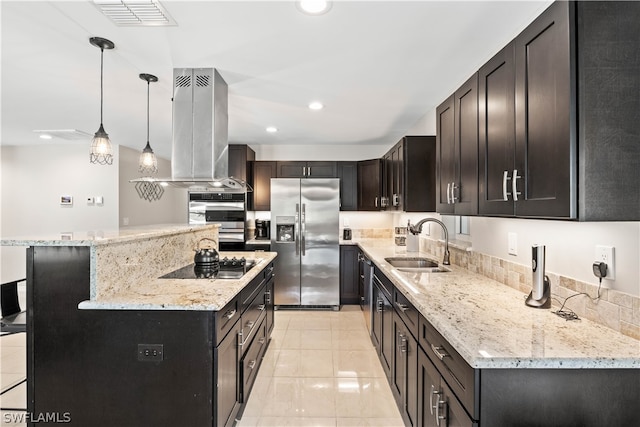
[238,306,404,426]
[0,306,402,427]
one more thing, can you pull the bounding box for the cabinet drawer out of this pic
[239,284,267,354]
[393,287,419,339]
[241,269,266,312]
[215,297,240,346]
[419,315,476,419]
[240,318,268,403]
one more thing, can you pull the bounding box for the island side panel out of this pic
[27,246,217,426]
[480,368,640,427]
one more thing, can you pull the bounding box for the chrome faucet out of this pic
[408,218,450,265]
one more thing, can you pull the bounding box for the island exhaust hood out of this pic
[131,68,250,191]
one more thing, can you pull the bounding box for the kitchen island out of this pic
[2,224,277,427]
[350,238,640,427]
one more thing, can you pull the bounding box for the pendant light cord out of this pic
[100,46,104,126]
[146,80,150,143]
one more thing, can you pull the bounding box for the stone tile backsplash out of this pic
[418,235,640,341]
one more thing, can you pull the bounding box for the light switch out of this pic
[95,196,104,205]
[87,197,95,205]
[508,232,518,256]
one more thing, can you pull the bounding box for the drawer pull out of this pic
[248,360,256,370]
[224,309,236,320]
[265,290,271,304]
[376,297,383,313]
[431,344,450,361]
[258,337,266,345]
[395,302,409,313]
[245,320,256,329]
[258,304,266,311]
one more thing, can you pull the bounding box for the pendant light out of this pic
[138,73,158,175]
[89,37,115,165]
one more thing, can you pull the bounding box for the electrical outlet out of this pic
[508,232,518,256]
[595,245,615,280]
[86,197,94,205]
[138,344,163,362]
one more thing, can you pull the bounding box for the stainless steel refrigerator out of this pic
[270,178,340,308]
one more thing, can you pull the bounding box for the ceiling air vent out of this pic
[93,1,177,27]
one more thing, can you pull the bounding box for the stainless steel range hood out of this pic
[131,68,250,191]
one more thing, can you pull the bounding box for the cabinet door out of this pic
[371,283,382,351]
[380,289,393,382]
[339,245,360,304]
[337,161,358,211]
[417,347,440,427]
[276,161,306,178]
[251,161,277,211]
[454,74,479,216]
[392,140,403,210]
[392,313,418,427]
[514,0,575,218]
[357,159,383,210]
[478,42,516,216]
[404,136,437,212]
[441,381,476,427]
[265,265,275,336]
[214,322,241,427]
[307,161,337,178]
[436,95,456,214]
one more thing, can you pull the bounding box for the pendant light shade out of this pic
[138,73,158,175]
[89,37,115,165]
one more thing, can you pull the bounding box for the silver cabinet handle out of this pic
[398,333,407,353]
[374,196,378,208]
[395,302,409,313]
[393,193,399,206]
[245,320,256,329]
[248,360,256,370]
[258,304,266,311]
[430,344,450,361]
[376,297,383,313]
[258,337,266,345]
[307,166,311,176]
[502,170,511,201]
[451,182,458,203]
[446,183,451,204]
[238,331,244,348]
[265,289,271,304]
[224,309,236,320]
[512,169,521,201]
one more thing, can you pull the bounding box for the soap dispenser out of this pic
[525,244,551,308]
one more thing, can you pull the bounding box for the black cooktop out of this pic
[160,257,256,280]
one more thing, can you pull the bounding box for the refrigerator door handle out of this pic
[295,203,300,256]
[301,203,306,256]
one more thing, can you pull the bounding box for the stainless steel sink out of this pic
[385,257,439,268]
[384,257,450,273]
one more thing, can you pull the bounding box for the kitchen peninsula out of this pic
[2,224,277,427]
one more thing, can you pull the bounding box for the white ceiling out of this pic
[1,0,552,160]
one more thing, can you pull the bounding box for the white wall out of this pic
[1,144,120,281]
[118,146,187,226]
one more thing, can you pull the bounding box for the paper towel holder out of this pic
[526,244,551,308]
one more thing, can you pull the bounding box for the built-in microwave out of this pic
[188,192,246,250]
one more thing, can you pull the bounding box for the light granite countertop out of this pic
[0,223,219,247]
[79,251,277,311]
[356,238,640,369]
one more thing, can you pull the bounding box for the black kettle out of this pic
[193,238,219,266]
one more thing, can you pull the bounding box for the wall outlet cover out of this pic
[508,232,518,256]
[595,245,615,280]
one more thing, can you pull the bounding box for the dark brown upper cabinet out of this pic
[337,161,358,211]
[382,136,436,212]
[478,42,517,217]
[228,144,255,185]
[249,161,277,211]
[476,1,639,220]
[276,161,337,178]
[437,74,478,216]
[357,159,383,211]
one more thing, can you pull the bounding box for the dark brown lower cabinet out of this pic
[339,245,360,305]
[392,312,418,427]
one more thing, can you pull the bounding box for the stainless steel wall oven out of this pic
[188,192,246,250]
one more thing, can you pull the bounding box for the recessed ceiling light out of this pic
[33,129,93,141]
[297,0,332,16]
[308,101,324,110]
[39,134,53,140]
[266,126,278,133]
